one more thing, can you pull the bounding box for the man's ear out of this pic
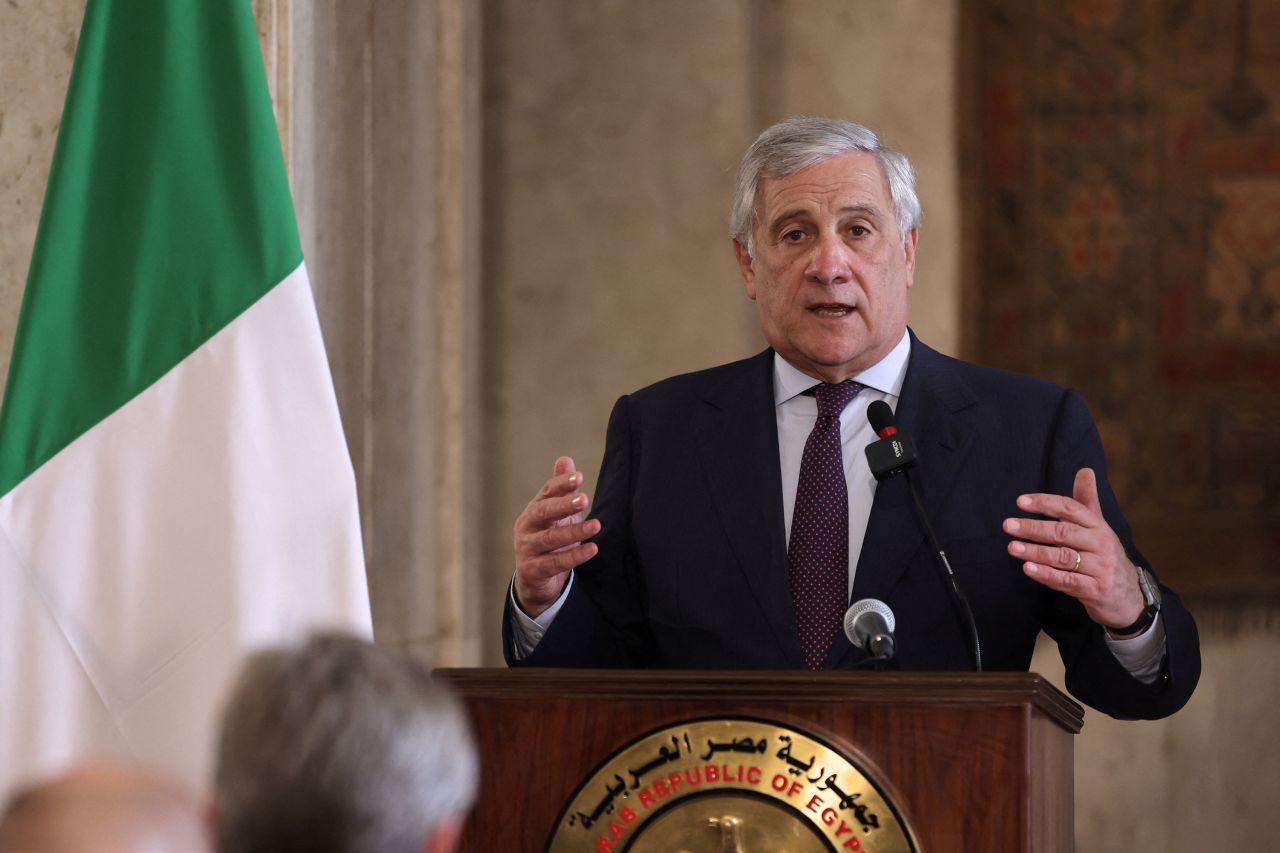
[733,238,758,300]
[903,227,919,288]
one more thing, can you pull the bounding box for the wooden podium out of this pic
[435,669,1082,852]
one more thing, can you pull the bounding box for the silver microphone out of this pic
[843,598,896,660]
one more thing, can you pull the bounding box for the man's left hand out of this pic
[1003,467,1145,632]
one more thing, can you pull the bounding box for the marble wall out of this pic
[288,0,486,666]
[0,1,1275,849]
[0,1,83,389]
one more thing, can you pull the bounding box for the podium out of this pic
[434,669,1082,852]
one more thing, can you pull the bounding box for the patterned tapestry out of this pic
[970,0,1280,601]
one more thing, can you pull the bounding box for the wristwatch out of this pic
[1106,566,1162,637]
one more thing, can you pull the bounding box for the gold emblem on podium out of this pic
[546,717,918,852]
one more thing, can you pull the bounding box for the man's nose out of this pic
[804,234,852,286]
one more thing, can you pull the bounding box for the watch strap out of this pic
[1106,603,1158,637]
[1106,566,1161,637]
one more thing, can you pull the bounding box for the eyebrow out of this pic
[765,204,884,234]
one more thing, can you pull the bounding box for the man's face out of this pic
[734,151,917,383]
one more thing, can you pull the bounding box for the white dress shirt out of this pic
[774,329,910,597]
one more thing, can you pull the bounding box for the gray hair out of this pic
[729,116,921,255]
[214,633,478,853]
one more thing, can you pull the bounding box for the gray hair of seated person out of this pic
[729,115,922,256]
[214,633,478,853]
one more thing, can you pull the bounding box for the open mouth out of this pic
[808,303,855,317]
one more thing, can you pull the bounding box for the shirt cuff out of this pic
[1103,614,1166,684]
[507,571,574,661]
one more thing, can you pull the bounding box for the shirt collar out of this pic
[773,328,911,406]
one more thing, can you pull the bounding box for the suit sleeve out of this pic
[1039,390,1201,719]
[503,395,656,667]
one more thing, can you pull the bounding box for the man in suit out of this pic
[504,117,1199,720]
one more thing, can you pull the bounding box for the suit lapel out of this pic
[693,349,805,667]
[837,334,978,666]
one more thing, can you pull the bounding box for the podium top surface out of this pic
[434,668,1084,733]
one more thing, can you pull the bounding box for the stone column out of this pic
[289,1,484,664]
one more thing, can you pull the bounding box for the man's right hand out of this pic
[512,456,601,618]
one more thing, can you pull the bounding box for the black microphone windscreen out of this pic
[867,400,895,435]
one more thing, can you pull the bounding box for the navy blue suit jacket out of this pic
[505,335,1200,719]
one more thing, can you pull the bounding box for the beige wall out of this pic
[1033,619,1279,850]
[1,1,1276,848]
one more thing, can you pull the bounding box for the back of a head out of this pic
[214,633,478,853]
[0,761,211,853]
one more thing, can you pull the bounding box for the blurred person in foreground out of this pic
[0,760,210,853]
[214,633,477,853]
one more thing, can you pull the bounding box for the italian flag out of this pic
[0,0,371,794]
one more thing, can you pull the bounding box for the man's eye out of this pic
[782,229,806,242]
[849,225,869,237]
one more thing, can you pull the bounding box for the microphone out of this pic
[865,400,918,480]
[863,402,984,672]
[843,599,896,661]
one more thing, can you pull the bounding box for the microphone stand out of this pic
[903,469,984,672]
[864,400,983,672]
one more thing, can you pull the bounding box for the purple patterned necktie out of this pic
[790,380,863,671]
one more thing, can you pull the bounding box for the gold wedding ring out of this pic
[1070,550,1082,572]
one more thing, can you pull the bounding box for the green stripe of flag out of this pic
[0,0,301,495]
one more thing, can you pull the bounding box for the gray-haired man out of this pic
[505,116,1200,721]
